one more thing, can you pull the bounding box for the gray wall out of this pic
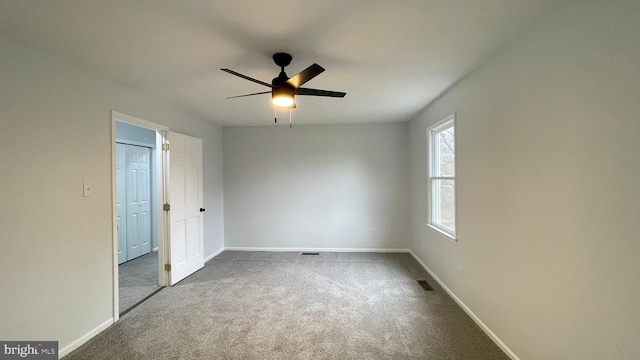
[224,124,410,249]
[0,35,224,353]
[116,121,159,251]
[408,0,640,359]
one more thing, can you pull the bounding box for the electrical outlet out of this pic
[371,228,377,236]
[458,266,464,279]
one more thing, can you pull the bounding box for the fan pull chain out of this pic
[289,107,292,128]
[274,107,277,123]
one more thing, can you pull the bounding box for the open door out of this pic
[166,131,204,285]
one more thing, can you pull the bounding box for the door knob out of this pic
[200,208,206,212]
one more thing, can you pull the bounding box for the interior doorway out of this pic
[111,111,169,320]
[110,111,206,320]
[115,122,159,313]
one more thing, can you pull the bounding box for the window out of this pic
[428,114,456,239]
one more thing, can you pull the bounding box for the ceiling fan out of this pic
[221,53,346,125]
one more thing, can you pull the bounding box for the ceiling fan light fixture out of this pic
[272,95,294,107]
[272,86,295,108]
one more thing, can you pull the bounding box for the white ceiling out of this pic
[0,0,559,126]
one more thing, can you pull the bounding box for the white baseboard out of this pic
[408,251,519,360]
[204,247,225,263]
[223,247,410,253]
[59,318,113,358]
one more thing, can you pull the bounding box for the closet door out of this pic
[116,143,127,265]
[125,145,152,261]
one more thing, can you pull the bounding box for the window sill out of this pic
[426,224,457,243]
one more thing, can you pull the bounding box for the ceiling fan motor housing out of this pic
[271,53,295,107]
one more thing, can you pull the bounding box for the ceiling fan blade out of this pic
[295,87,346,98]
[286,64,325,88]
[221,68,273,88]
[226,91,271,99]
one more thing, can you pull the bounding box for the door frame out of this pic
[111,110,169,321]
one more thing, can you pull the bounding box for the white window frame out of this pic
[427,113,457,241]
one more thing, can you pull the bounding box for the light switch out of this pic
[83,182,93,197]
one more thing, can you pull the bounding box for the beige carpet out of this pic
[67,251,508,359]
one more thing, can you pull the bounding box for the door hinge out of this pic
[162,143,169,151]
[163,203,170,211]
[164,263,171,272]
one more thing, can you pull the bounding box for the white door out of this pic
[167,131,204,285]
[125,145,152,260]
[116,143,128,265]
